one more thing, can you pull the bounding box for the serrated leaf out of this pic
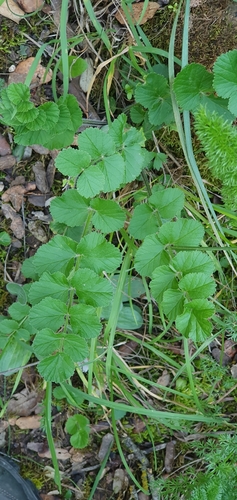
[134,234,169,277]
[130,104,145,124]
[69,304,102,338]
[162,289,184,322]
[153,153,167,171]
[173,63,214,111]
[38,353,75,383]
[33,328,88,362]
[128,204,159,239]
[135,73,169,109]
[122,144,145,183]
[7,83,30,105]
[21,255,39,280]
[77,232,122,273]
[8,303,30,321]
[158,219,204,247]
[55,148,91,176]
[91,198,126,232]
[26,108,47,131]
[213,50,237,99]
[16,107,39,124]
[176,299,214,341]
[29,298,67,331]
[98,154,125,192]
[50,190,89,227]
[150,265,178,302]
[77,165,105,198]
[78,128,116,159]
[148,97,173,126]
[39,102,60,130]
[149,187,185,219]
[171,251,215,276]
[63,94,82,131]
[71,268,113,307]
[29,272,69,305]
[34,235,77,275]
[179,273,216,299]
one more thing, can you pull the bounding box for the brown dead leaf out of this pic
[118,340,138,356]
[39,447,71,460]
[28,220,48,243]
[15,415,41,430]
[2,204,25,239]
[157,370,171,387]
[115,2,160,25]
[32,161,50,193]
[0,0,24,23]
[0,155,16,170]
[98,433,114,462]
[17,0,44,13]
[164,440,176,473]
[8,57,52,86]
[0,134,11,156]
[2,185,26,211]
[7,388,38,417]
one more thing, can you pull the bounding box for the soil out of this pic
[0,1,237,499]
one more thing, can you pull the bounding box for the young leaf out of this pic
[33,235,77,275]
[176,299,214,341]
[50,190,90,227]
[77,232,122,273]
[29,298,67,331]
[128,204,159,239]
[59,56,88,78]
[6,83,30,105]
[171,251,215,276]
[39,102,60,130]
[77,165,105,198]
[149,187,185,219]
[134,234,169,277]
[173,63,213,111]
[69,304,102,338]
[28,272,69,305]
[150,265,178,302]
[135,73,173,126]
[90,198,126,233]
[37,353,75,383]
[71,268,113,307]
[65,414,90,449]
[178,273,216,300]
[55,148,91,176]
[158,219,204,247]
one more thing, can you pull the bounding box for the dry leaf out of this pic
[8,57,52,86]
[32,161,50,193]
[0,155,16,170]
[157,369,171,387]
[98,433,114,462]
[7,388,38,417]
[115,1,160,25]
[17,0,44,13]
[2,185,26,211]
[0,0,24,23]
[164,440,176,473]
[15,415,41,430]
[2,204,25,239]
[39,448,71,460]
[28,220,48,243]
[0,134,11,156]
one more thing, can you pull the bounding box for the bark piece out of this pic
[164,440,176,473]
[2,204,25,239]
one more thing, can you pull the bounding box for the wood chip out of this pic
[115,2,160,25]
[0,0,25,24]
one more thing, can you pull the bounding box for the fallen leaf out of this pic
[118,340,138,356]
[98,433,114,462]
[157,370,171,387]
[28,220,48,243]
[17,0,44,13]
[115,2,160,25]
[0,0,25,23]
[0,134,11,156]
[2,185,26,211]
[15,415,41,429]
[2,204,25,239]
[32,161,50,193]
[27,442,45,453]
[113,469,128,494]
[8,57,52,86]
[7,388,38,417]
[39,448,71,460]
[80,57,94,93]
[0,155,16,170]
[28,193,52,207]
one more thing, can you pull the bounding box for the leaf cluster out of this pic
[0,83,82,149]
